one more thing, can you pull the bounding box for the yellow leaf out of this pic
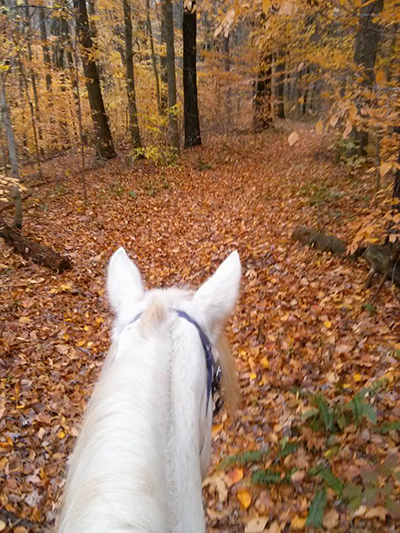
[58,430,66,439]
[353,373,362,382]
[290,516,306,530]
[212,424,223,435]
[375,69,385,84]
[262,0,271,13]
[380,162,392,177]
[250,373,257,380]
[260,357,269,369]
[315,119,323,135]
[324,321,332,329]
[237,488,252,509]
[19,316,31,324]
[288,131,300,146]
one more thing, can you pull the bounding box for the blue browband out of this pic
[131,308,220,414]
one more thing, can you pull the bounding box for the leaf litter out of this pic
[0,123,399,532]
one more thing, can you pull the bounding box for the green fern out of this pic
[306,487,327,528]
[318,468,344,495]
[218,450,268,470]
[278,441,299,459]
[313,393,335,432]
[375,421,400,434]
[347,394,377,426]
[251,467,296,486]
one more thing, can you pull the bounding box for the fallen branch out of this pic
[291,226,347,256]
[0,216,71,272]
[291,226,400,298]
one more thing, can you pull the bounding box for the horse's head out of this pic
[106,248,241,480]
[107,247,241,348]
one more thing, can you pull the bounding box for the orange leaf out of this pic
[237,488,252,509]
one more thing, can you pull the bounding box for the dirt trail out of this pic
[1,125,399,531]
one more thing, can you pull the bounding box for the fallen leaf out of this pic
[245,516,268,533]
[237,488,252,509]
[323,508,339,529]
[288,132,300,146]
[290,516,306,530]
[365,506,387,521]
[268,522,281,533]
[226,467,244,486]
[260,357,269,369]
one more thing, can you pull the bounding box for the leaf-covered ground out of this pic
[1,124,399,532]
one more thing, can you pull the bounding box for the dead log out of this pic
[291,226,400,298]
[362,244,400,286]
[291,226,347,256]
[0,216,71,272]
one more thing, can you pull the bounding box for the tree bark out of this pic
[122,0,142,149]
[39,7,52,91]
[159,7,168,113]
[222,34,231,127]
[0,216,71,272]
[275,52,285,119]
[74,0,116,159]
[146,0,161,114]
[183,0,201,148]
[0,77,20,180]
[253,52,273,132]
[352,0,384,156]
[164,0,180,149]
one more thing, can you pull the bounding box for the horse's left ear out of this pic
[107,247,144,316]
[193,251,241,330]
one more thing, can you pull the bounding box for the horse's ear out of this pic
[107,247,144,315]
[193,251,241,330]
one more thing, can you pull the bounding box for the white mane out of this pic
[58,249,241,533]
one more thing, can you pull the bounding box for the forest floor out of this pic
[1,122,399,532]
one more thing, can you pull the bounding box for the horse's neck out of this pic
[168,322,210,533]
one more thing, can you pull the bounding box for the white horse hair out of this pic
[58,248,241,533]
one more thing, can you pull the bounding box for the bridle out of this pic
[129,308,224,417]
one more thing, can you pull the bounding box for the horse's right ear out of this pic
[107,247,144,315]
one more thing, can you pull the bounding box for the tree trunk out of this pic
[146,0,161,114]
[164,0,180,149]
[0,77,20,179]
[39,7,52,90]
[275,52,285,119]
[253,52,273,132]
[74,0,116,159]
[0,216,71,272]
[352,0,384,156]
[183,0,201,148]
[222,34,231,129]
[159,7,168,113]
[122,0,142,149]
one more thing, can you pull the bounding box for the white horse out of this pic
[58,248,241,533]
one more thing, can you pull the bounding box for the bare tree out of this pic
[163,0,179,149]
[123,0,142,150]
[74,0,116,159]
[183,0,201,148]
[0,76,20,180]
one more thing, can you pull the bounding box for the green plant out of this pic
[251,467,296,486]
[218,450,268,470]
[306,487,327,528]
